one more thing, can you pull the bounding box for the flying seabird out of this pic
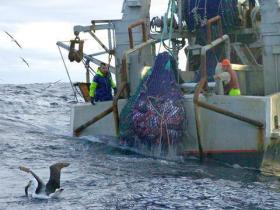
[19,162,70,199]
[20,57,29,68]
[45,79,61,89]
[4,31,22,49]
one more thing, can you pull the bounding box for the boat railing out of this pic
[206,15,223,44]
[128,19,148,49]
[193,31,265,160]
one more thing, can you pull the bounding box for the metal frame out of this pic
[57,20,117,82]
[56,41,116,74]
[206,16,223,44]
[128,19,148,49]
[123,39,155,84]
[193,34,265,160]
[74,82,128,137]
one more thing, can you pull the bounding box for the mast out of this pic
[260,0,280,95]
[114,0,152,94]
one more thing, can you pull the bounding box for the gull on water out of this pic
[19,162,70,199]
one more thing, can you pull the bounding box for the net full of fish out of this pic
[120,52,186,152]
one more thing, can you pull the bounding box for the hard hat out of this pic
[222,59,231,66]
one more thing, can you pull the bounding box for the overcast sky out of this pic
[0,0,168,84]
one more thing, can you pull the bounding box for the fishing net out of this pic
[183,0,239,82]
[183,0,239,33]
[119,52,186,153]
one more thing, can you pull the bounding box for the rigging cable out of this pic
[158,0,172,54]
[168,0,176,48]
[57,45,79,102]
[82,59,96,76]
[159,0,179,55]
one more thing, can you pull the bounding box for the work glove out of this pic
[90,97,95,105]
[113,88,117,96]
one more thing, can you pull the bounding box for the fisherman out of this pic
[214,59,241,96]
[89,62,117,105]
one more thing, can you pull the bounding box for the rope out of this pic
[147,96,172,149]
[108,53,113,66]
[73,85,84,98]
[57,45,79,102]
[107,53,114,74]
[158,0,172,53]
[158,0,180,56]
[82,59,96,76]
[168,0,176,48]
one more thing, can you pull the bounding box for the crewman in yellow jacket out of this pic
[89,62,117,105]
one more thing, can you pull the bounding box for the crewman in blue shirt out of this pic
[89,62,117,105]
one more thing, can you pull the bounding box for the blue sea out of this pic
[1,83,280,210]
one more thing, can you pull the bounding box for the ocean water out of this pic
[1,83,280,210]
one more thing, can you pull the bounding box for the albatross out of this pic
[4,31,22,49]
[20,57,30,68]
[19,162,70,199]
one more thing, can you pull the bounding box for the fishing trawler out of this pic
[57,0,280,175]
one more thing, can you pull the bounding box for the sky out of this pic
[0,0,169,84]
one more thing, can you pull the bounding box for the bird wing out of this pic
[52,79,61,85]
[4,31,14,39]
[4,31,22,48]
[45,80,61,89]
[13,39,22,48]
[20,57,29,68]
[46,162,69,195]
[24,180,32,196]
[19,166,45,194]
